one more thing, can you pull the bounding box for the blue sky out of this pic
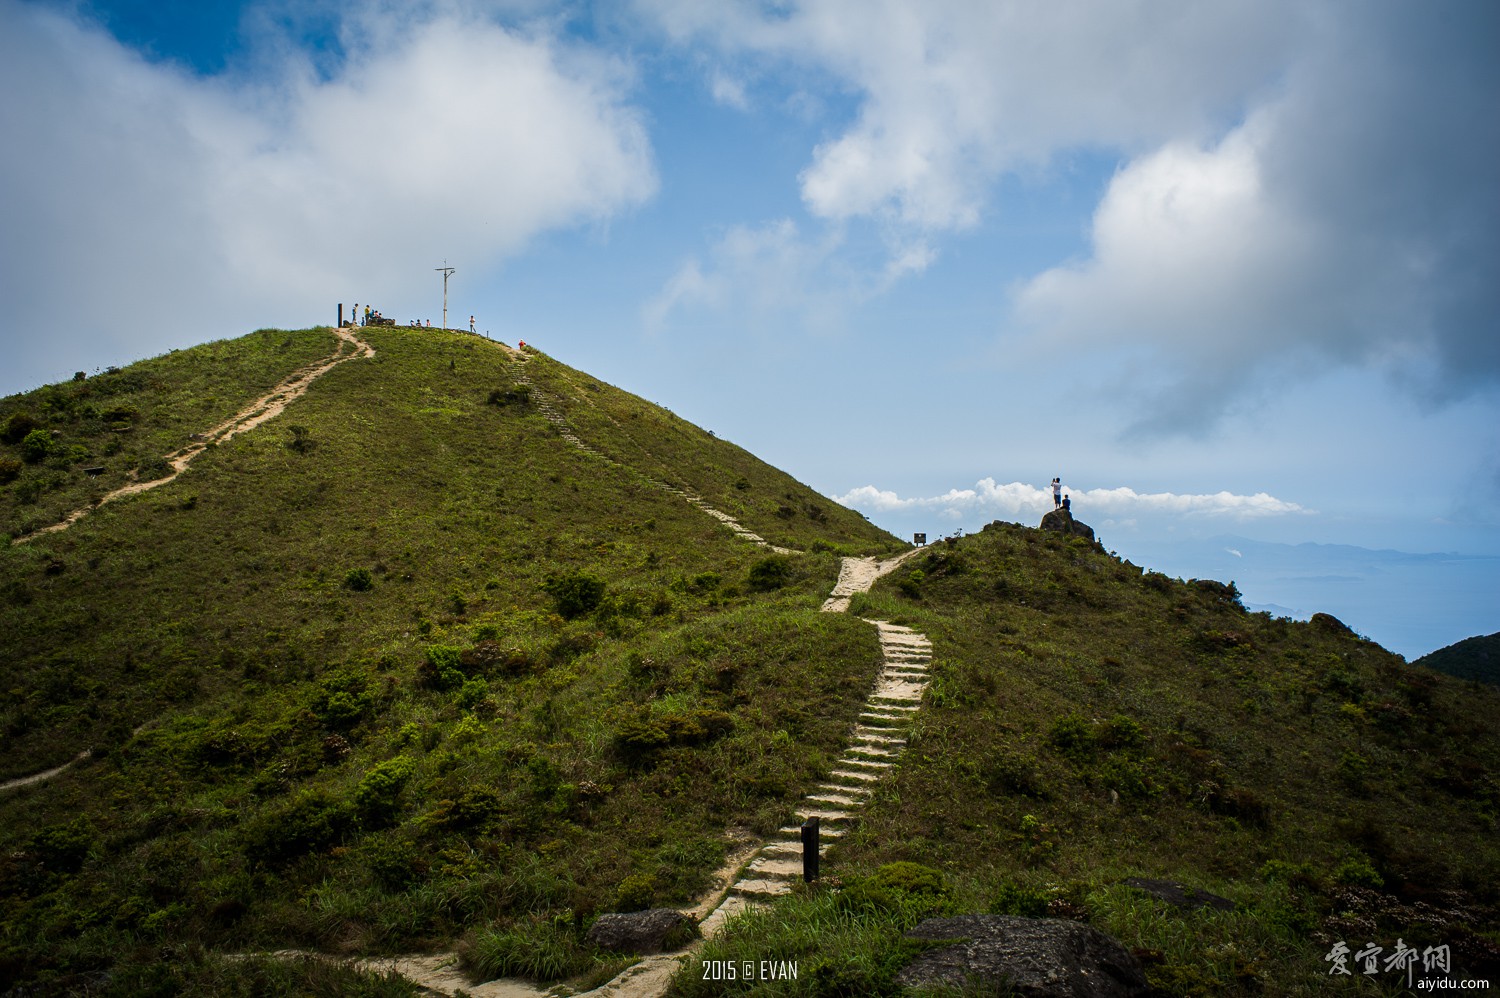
[2,0,1496,658]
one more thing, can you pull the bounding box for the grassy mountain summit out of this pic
[1,326,1496,996]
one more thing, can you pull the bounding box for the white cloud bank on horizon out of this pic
[835,478,1307,523]
[0,0,655,392]
[639,0,1500,423]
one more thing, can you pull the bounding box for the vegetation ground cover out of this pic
[0,327,899,994]
[668,523,1500,995]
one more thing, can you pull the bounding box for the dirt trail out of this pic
[12,326,374,546]
[0,750,92,794]
[507,349,795,555]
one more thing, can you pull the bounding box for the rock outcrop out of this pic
[1123,878,1235,912]
[1040,508,1095,542]
[896,915,1149,997]
[585,908,697,954]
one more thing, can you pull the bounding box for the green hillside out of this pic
[1415,632,1500,686]
[680,527,1500,995]
[0,327,900,994]
[1,327,1496,996]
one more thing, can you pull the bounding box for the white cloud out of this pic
[0,0,655,390]
[637,0,1300,232]
[708,69,749,110]
[637,0,1500,420]
[643,218,858,335]
[835,478,1306,522]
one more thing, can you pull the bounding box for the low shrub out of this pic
[0,456,23,483]
[747,555,792,592]
[20,429,51,463]
[352,756,417,827]
[3,411,40,444]
[243,789,353,866]
[465,915,596,982]
[343,567,373,591]
[542,571,607,619]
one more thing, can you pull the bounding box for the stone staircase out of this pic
[722,620,931,902]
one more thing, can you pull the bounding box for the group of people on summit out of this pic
[1051,477,1071,513]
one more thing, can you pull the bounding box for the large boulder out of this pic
[896,915,1149,997]
[1040,509,1095,542]
[585,908,697,954]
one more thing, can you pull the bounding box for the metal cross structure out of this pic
[435,262,456,330]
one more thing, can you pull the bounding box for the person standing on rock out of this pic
[1052,478,1062,507]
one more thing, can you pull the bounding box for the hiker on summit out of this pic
[1052,478,1062,507]
[1063,495,1071,513]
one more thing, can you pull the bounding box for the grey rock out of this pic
[1040,509,1095,542]
[1123,878,1234,912]
[897,915,1149,997]
[585,908,697,954]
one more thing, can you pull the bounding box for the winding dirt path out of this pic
[12,326,374,546]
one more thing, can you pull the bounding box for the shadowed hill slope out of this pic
[1415,631,1500,686]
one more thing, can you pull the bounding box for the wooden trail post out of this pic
[801,816,820,882]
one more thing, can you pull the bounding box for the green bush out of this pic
[989,880,1051,918]
[287,424,314,453]
[0,456,21,483]
[2,411,40,444]
[615,872,656,912]
[465,915,596,982]
[353,756,417,827]
[418,645,466,690]
[20,428,51,463]
[244,789,353,865]
[456,675,490,709]
[835,862,953,926]
[1049,713,1096,759]
[314,670,374,728]
[29,817,96,875]
[343,567,373,591]
[614,708,734,761]
[542,571,607,619]
[747,554,792,592]
[363,836,428,891]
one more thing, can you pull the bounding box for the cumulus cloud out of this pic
[637,0,1500,421]
[835,478,1306,522]
[1015,4,1500,425]
[0,0,655,391]
[636,0,1299,231]
[643,218,860,334]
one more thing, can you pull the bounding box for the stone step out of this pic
[777,823,844,840]
[806,791,865,807]
[745,856,806,879]
[732,879,792,898]
[871,679,926,701]
[835,755,894,770]
[829,767,886,783]
[853,726,906,742]
[843,747,899,763]
[795,807,853,823]
[759,841,827,859]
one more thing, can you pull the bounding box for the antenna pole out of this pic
[435,262,456,330]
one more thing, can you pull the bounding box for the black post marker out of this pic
[801,816,819,882]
